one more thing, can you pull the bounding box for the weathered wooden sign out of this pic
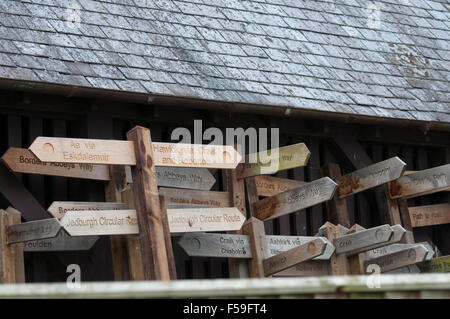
[418,255,450,273]
[178,233,334,260]
[363,244,428,273]
[334,224,393,255]
[155,167,216,190]
[408,203,450,228]
[2,148,110,180]
[60,209,139,236]
[167,207,245,233]
[343,224,406,256]
[385,265,420,274]
[389,164,450,199]
[2,148,216,189]
[23,231,98,252]
[263,238,327,276]
[337,157,406,198]
[364,242,434,261]
[7,218,61,244]
[29,137,241,168]
[237,143,310,179]
[254,175,305,197]
[47,201,129,219]
[254,177,338,221]
[60,208,245,236]
[158,188,230,208]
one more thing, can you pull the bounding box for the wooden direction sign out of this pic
[389,164,450,199]
[418,255,450,273]
[343,224,406,256]
[47,201,129,219]
[334,224,393,255]
[2,148,216,189]
[363,244,428,273]
[409,204,450,228]
[263,238,327,276]
[60,207,246,236]
[272,261,330,277]
[254,175,305,197]
[155,167,216,190]
[254,177,337,221]
[178,233,334,260]
[167,207,245,233]
[29,137,241,169]
[385,265,420,274]
[337,157,406,198]
[7,218,61,244]
[23,231,98,252]
[237,143,310,179]
[2,148,110,180]
[158,188,230,208]
[364,242,434,261]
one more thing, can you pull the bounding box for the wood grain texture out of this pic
[254,177,337,221]
[334,224,393,255]
[254,175,305,197]
[159,187,230,208]
[127,126,170,281]
[321,163,350,227]
[7,218,61,244]
[47,201,128,219]
[409,204,450,227]
[155,167,216,190]
[236,143,310,179]
[263,238,327,276]
[389,164,450,199]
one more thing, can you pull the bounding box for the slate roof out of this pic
[0,0,449,123]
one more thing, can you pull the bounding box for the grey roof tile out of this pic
[0,0,447,124]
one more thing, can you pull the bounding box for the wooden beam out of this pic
[241,217,267,278]
[159,195,177,280]
[127,126,170,281]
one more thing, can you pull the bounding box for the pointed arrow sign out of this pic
[364,242,434,261]
[2,148,217,190]
[408,203,450,228]
[155,167,216,190]
[178,233,334,260]
[237,143,310,179]
[389,164,450,199]
[254,175,306,197]
[23,231,98,252]
[254,177,338,221]
[159,188,230,208]
[60,207,246,236]
[337,157,406,198]
[47,201,129,220]
[363,244,428,273]
[7,218,61,244]
[29,137,241,169]
[334,224,393,255]
[263,238,327,276]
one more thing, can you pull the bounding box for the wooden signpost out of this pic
[178,233,334,260]
[337,157,406,198]
[29,137,242,169]
[60,207,246,236]
[253,175,305,197]
[23,231,98,252]
[263,238,327,276]
[155,167,216,190]
[158,188,230,208]
[363,244,428,273]
[334,224,393,255]
[2,148,216,189]
[364,242,434,262]
[236,143,310,178]
[389,164,450,199]
[408,204,450,228]
[254,177,337,221]
[47,201,129,219]
[7,218,61,244]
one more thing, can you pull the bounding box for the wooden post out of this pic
[319,222,349,275]
[321,163,351,228]
[241,217,268,278]
[105,165,131,281]
[159,195,177,280]
[222,154,249,278]
[0,208,25,283]
[346,224,366,275]
[127,126,170,281]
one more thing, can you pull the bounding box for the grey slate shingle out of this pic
[0,0,447,123]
